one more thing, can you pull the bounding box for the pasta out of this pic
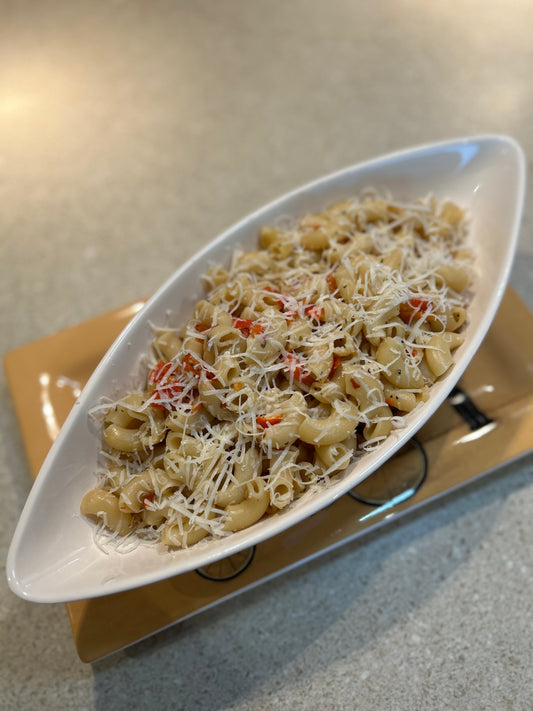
[81,192,472,549]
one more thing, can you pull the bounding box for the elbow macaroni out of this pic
[82,192,472,549]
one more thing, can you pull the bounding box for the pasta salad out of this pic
[81,193,472,549]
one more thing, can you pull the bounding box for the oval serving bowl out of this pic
[7,135,526,603]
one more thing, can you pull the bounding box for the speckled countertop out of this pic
[1,1,532,709]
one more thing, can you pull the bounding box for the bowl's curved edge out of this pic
[6,134,526,603]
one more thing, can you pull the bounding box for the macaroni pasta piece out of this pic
[82,193,472,549]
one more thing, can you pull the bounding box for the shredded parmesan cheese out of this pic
[80,192,472,551]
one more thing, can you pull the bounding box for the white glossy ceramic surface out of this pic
[7,135,526,603]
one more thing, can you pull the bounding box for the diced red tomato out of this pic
[181,353,202,375]
[232,317,252,335]
[326,273,337,292]
[232,317,265,337]
[151,381,184,409]
[257,414,282,428]
[283,307,299,323]
[264,286,285,309]
[282,353,316,385]
[264,286,299,321]
[399,298,434,324]
[410,297,430,310]
[148,361,184,409]
[148,357,208,411]
[328,355,341,379]
[148,360,174,385]
[304,304,324,320]
[251,322,265,335]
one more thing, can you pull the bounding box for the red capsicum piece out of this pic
[257,414,282,428]
[328,355,341,379]
[304,304,324,320]
[232,317,265,337]
[282,353,316,385]
[399,297,435,324]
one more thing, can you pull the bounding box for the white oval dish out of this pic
[7,135,526,603]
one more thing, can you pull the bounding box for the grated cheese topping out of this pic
[81,192,473,551]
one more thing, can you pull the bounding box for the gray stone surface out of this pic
[1,1,532,709]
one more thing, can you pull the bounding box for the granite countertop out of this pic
[1,1,532,709]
